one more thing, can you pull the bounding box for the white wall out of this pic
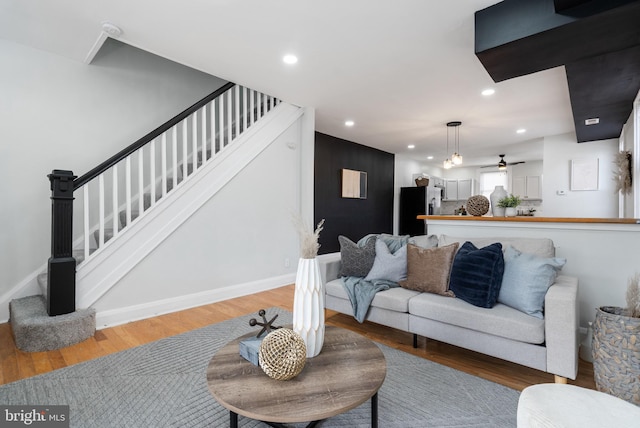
[542,133,618,217]
[94,118,307,319]
[0,38,227,303]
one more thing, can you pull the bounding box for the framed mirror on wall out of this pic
[341,168,367,199]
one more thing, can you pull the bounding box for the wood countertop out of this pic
[417,215,640,224]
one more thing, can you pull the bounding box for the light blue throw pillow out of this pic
[498,246,566,319]
[364,239,407,282]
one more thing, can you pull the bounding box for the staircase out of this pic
[10,82,302,351]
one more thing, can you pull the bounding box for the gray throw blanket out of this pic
[341,276,399,323]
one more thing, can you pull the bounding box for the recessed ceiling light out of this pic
[283,54,298,65]
[344,120,355,127]
[408,144,415,149]
[516,128,526,134]
[482,88,495,96]
[427,156,434,160]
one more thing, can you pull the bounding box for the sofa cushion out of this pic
[325,279,419,312]
[498,246,567,319]
[364,239,407,282]
[398,243,459,296]
[438,235,555,258]
[338,235,376,277]
[408,292,545,344]
[449,242,505,308]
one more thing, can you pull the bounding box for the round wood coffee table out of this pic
[207,325,386,427]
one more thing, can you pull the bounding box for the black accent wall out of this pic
[314,132,394,254]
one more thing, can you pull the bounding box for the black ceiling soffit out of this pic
[475,0,640,143]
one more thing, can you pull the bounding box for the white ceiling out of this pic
[0,0,576,168]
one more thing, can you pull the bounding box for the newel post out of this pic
[47,169,77,316]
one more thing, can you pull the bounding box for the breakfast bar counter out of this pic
[417,215,640,224]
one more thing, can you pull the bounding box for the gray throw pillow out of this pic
[498,246,566,318]
[339,235,377,277]
[364,239,407,282]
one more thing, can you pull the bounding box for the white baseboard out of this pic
[95,273,296,329]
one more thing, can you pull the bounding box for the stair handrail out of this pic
[74,81,236,189]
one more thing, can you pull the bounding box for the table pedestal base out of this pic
[229,393,378,428]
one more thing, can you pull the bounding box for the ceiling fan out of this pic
[481,154,525,169]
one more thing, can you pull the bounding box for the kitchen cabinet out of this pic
[513,175,541,199]
[445,180,458,201]
[444,178,475,201]
[458,179,473,200]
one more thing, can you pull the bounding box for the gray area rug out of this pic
[0,307,519,427]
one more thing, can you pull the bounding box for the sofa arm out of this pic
[317,252,342,285]
[544,275,579,380]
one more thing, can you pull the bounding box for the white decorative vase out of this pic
[293,257,325,358]
[505,207,517,217]
[490,185,508,217]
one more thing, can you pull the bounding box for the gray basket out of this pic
[592,306,640,405]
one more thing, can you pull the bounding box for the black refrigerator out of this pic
[399,186,442,236]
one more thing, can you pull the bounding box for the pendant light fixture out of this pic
[449,121,463,165]
[443,124,452,169]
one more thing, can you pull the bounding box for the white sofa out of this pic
[319,235,580,382]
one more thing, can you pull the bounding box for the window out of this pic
[480,171,508,199]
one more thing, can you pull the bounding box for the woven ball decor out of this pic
[259,328,307,381]
[466,195,490,216]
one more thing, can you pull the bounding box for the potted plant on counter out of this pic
[592,274,640,405]
[497,194,521,217]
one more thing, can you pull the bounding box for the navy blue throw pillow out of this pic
[449,242,504,308]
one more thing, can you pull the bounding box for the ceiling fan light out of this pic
[452,153,463,165]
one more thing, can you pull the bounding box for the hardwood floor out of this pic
[0,284,596,391]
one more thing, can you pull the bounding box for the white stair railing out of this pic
[70,84,280,266]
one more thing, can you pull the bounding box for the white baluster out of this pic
[112,164,118,233]
[161,133,167,197]
[137,148,144,216]
[226,91,232,144]
[98,174,105,247]
[126,155,132,225]
[234,85,240,140]
[83,185,90,260]
[192,113,198,172]
[219,92,225,148]
[150,139,156,205]
[172,126,178,190]
[249,88,255,126]
[211,98,217,154]
[242,86,248,133]
[182,118,188,178]
[202,105,207,164]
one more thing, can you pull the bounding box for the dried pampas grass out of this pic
[626,273,640,318]
[614,150,632,195]
[292,214,325,259]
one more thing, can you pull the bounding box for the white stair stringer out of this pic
[76,102,304,309]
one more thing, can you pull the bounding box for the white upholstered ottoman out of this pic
[517,384,640,428]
